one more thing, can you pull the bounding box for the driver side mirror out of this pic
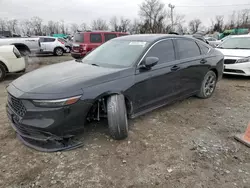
[140,57,159,69]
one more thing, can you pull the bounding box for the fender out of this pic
[0,56,10,72]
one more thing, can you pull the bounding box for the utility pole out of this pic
[168,3,175,31]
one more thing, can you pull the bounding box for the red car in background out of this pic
[71,31,128,59]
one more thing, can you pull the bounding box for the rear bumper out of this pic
[71,52,86,59]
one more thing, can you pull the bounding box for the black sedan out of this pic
[6,34,224,151]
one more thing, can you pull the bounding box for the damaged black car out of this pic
[6,34,224,152]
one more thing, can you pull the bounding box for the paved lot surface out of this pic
[0,55,250,188]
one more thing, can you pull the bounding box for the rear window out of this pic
[90,33,102,43]
[104,33,117,42]
[74,33,84,43]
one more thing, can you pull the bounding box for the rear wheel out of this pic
[0,63,6,81]
[197,70,217,99]
[54,47,64,56]
[107,94,129,140]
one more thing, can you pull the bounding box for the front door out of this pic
[133,39,181,113]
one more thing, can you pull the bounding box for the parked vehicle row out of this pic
[71,31,128,59]
[0,36,72,57]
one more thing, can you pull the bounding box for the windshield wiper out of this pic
[91,63,99,67]
[216,46,223,49]
[232,47,250,49]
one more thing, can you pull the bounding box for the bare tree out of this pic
[239,9,250,27]
[70,23,79,33]
[110,16,119,31]
[188,19,202,34]
[6,19,18,34]
[20,19,33,36]
[60,20,65,34]
[30,17,43,35]
[79,23,88,31]
[139,0,167,33]
[91,19,109,30]
[119,17,131,32]
[129,19,141,34]
[213,16,224,32]
[0,19,6,31]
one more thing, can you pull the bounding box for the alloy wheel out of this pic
[203,73,216,97]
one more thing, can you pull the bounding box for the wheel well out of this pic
[0,61,9,72]
[210,68,218,80]
[12,43,30,54]
[86,94,133,121]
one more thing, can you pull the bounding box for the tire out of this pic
[54,47,64,56]
[107,94,129,140]
[196,70,217,99]
[0,63,6,81]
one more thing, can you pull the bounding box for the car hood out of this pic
[216,48,250,58]
[10,60,132,95]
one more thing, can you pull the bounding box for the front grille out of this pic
[224,69,245,74]
[224,59,236,64]
[7,94,26,117]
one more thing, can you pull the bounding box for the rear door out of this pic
[174,38,210,94]
[44,38,56,52]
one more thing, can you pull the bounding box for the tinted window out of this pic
[90,33,102,43]
[104,34,117,41]
[145,40,175,64]
[73,33,84,43]
[44,38,55,42]
[119,34,128,37]
[176,39,201,59]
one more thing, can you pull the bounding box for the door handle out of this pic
[171,65,180,71]
[200,59,207,64]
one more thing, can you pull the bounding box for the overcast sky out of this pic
[0,0,250,27]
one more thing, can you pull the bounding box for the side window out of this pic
[39,38,45,42]
[90,34,102,43]
[145,40,175,64]
[44,38,55,42]
[176,39,201,59]
[104,34,117,42]
[198,42,210,54]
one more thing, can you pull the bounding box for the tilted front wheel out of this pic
[107,94,128,140]
[0,64,6,81]
[197,70,217,99]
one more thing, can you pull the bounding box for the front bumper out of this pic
[224,62,250,76]
[6,94,92,152]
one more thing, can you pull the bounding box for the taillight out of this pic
[59,41,65,45]
[13,47,21,58]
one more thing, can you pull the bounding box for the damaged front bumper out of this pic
[6,96,92,152]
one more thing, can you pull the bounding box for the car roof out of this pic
[230,35,250,38]
[113,34,191,42]
[79,31,127,34]
[39,36,56,39]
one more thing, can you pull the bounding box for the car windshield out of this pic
[218,37,250,49]
[82,40,149,68]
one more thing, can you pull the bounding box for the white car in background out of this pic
[216,35,250,76]
[39,37,67,56]
[0,45,26,81]
[205,37,221,47]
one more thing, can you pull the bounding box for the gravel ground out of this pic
[0,55,250,188]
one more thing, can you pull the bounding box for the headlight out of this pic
[236,57,250,64]
[32,95,81,107]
